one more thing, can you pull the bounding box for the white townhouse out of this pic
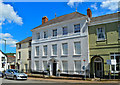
[31,9,92,76]
[0,50,8,72]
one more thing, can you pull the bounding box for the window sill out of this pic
[51,55,57,57]
[96,39,106,42]
[73,54,81,57]
[61,55,68,57]
[42,55,47,58]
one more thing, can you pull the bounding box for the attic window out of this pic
[74,24,80,33]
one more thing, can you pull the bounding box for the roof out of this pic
[16,37,32,44]
[7,55,15,63]
[0,50,7,57]
[91,12,119,23]
[31,12,86,31]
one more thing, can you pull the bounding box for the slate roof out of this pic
[31,12,86,31]
[16,37,32,44]
[91,12,119,23]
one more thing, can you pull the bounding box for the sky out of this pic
[0,0,119,53]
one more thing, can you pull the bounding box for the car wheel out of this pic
[13,76,17,80]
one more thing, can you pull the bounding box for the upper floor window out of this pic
[74,24,80,33]
[53,29,57,37]
[43,45,47,56]
[97,28,105,40]
[62,43,68,55]
[74,42,81,55]
[63,27,68,35]
[18,44,21,49]
[44,31,48,38]
[37,33,40,39]
[18,52,21,59]
[29,42,31,47]
[28,51,31,59]
[119,25,120,38]
[2,57,5,61]
[35,46,39,56]
[52,44,57,55]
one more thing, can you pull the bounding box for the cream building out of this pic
[16,37,32,73]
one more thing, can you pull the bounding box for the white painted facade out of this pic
[0,50,8,72]
[31,16,90,76]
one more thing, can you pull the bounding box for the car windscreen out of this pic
[13,70,19,73]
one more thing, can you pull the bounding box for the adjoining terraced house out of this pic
[88,12,120,78]
[31,9,92,76]
[16,37,32,73]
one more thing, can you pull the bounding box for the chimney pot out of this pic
[87,8,92,18]
[42,16,48,24]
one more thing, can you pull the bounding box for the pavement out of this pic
[0,77,120,85]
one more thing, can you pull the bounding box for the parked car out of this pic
[4,69,27,80]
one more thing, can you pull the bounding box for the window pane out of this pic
[62,43,68,55]
[37,33,40,39]
[74,61,81,73]
[53,29,57,37]
[44,31,48,38]
[62,61,68,72]
[35,61,39,71]
[63,27,68,35]
[43,45,47,55]
[74,42,81,54]
[36,46,39,56]
[97,28,105,40]
[74,24,80,33]
[52,44,57,55]
[43,61,47,71]
[19,52,21,59]
[29,51,31,59]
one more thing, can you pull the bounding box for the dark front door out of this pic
[53,63,57,76]
[95,62,103,78]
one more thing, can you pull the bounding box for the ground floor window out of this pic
[43,61,48,71]
[110,53,120,73]
[74,60,81,73]
[62,61,68,73]
[35,61,39,71]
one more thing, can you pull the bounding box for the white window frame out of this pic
[110,53,120,73]
[52,44,57,56]
[35,46,39,56]
[36,32,40,39]
[74,42,81,55]
[43,61,48,71]
[43,31,48,39]
[97,27,106,41]
[62,43,68,55]
[63,27,68,35]
[53,29,57,37]
[74,60,81,74]
[62,61,68,73]
[34,61,39,71]
[43,45,47,56]
[74,24,80,33]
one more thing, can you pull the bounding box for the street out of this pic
[0,77,120,85]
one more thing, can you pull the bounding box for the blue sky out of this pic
[0,1,119,53]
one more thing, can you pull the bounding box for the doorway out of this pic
[94,57,103,78]
[53,63,57,76]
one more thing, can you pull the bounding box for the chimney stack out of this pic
[87,8,92,18]
[42,16,48,24]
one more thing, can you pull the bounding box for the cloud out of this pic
[101,0,119,11]
[0,0,23,26]
[0,33,18,47]
[91,3,98,10]
[67,0,85,7]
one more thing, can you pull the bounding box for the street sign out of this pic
[107,60,111,65]
[82,66,85,70]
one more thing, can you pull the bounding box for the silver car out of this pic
[4,69,27,80]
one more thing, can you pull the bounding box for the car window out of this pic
[7,70,11,73]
